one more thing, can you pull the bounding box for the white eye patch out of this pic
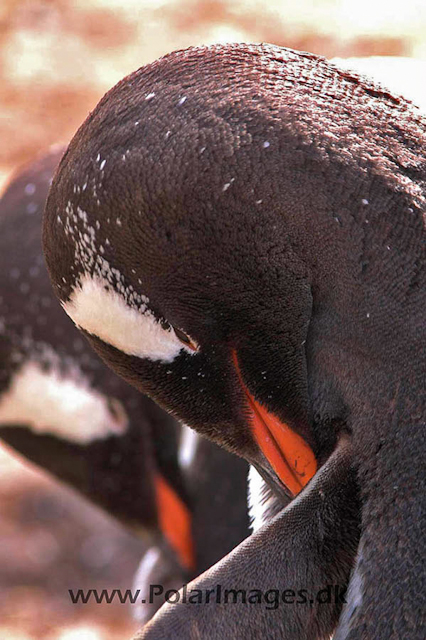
[63,273,193,363]
[0,359,128,444]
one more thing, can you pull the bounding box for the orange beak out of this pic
[155,473,195,572]
[232,351,317,497]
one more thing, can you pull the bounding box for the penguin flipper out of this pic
[135,437,360,640]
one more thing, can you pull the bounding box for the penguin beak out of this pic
[155,473,195,572]
[232,351,317,497]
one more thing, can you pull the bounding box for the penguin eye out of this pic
[160,319,199,352]
[173,327,199,352]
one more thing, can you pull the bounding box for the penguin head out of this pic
[45,43,423,499]
[44,118,316,499]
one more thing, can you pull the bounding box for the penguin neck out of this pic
[341,379,425,636]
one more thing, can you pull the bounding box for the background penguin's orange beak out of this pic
[232,351,317,497]
[155,473,195,572]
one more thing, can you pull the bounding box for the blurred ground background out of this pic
[0,445,143,639]
[1,1,425,638]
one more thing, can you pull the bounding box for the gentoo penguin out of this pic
[0,148,250,616]
[42,43,425,639]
